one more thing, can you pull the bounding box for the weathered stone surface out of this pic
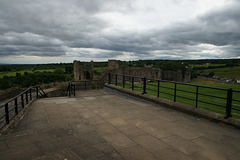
[161,135,204,155]
[108,59,119,71]
[102,132,136,149]
[1,89,240,160]
[119,145,158,160]
[132,134,169,154]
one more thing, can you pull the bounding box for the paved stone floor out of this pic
[0,89,240,160]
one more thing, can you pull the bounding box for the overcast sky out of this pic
[0,0,240,64]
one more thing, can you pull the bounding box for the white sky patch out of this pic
[0,55,73,64]
[99,0,227,32]
[196,43,224,56]
[115,52,139,61]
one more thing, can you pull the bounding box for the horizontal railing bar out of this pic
[0,123,6,130]
[159,85,174,90]
[110,73,230,91]
[176,88,196,94]
[232,99,240,102]
[134,86,142,89]
[159,91,174,96]
[9,106,15,112]
[232,107,240,111]
[176,95,196,101]
[108,73,240,119]
[232,89,240,92]
[18,107,23,112]
[0,86,38,107]
[9,115,16,121]
[111,73,143,79]
[198,93,226,100]
[147,83,158,87]
[198,100,225,108]
[0,113,5,119]
[147,88,158,92]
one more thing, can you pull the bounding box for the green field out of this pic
[0,69,56,78]
[115,79,240,118]
[94,67,106,74]
[192,64,225,68]
[204,66,240,79]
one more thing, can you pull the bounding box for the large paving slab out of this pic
[0,89,240,160]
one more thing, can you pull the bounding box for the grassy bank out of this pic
[0,69,56,78]
[203,66,240,79]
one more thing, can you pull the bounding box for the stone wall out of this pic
[108,60,119,71]
[73,60,94,81]
[117,66,162,80]
[108,60,191,83]
[73,60,191,83]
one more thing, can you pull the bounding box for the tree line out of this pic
[0,68,73,90]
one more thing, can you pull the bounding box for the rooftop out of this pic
[0,89,240,159]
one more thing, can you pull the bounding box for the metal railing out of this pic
[108,73,240,119]
[0,86,48,130]
[68,81,76,97]
[67,73,108,97]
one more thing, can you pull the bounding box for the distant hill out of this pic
[0,63,12,65]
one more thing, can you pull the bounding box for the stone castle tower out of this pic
[73,60,94,81]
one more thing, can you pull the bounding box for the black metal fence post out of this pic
[225,88,232,119]
[21,94,24,108]
[29,88,32,100]
[115,74,117,86]
[36,87,39,98]
[85,81,87,91]
[26,91,28,104]
[5,103,9,124]
[123,76,125,88]
[195,86,199,108]
[157,80,160,97]
[74,83,76,96]
[174,83,177,102]
[142,77,147,94]
[132,77,134,91]
[14,98,18,115]
[68,82,71,97]
[108,73,111,84]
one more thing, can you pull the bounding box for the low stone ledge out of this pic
[105,84,240,129]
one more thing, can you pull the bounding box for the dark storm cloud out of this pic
[0,0,240,61]
[0,0,109,57]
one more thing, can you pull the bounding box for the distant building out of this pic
[213,75,220,79]
[225,79,233,83]
[236,77,240,83]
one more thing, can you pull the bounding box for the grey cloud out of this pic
[0,0,108,39]
[162,1,240,47]
[0,0,240,61]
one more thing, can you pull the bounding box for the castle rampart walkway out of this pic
[0,89,240,159]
